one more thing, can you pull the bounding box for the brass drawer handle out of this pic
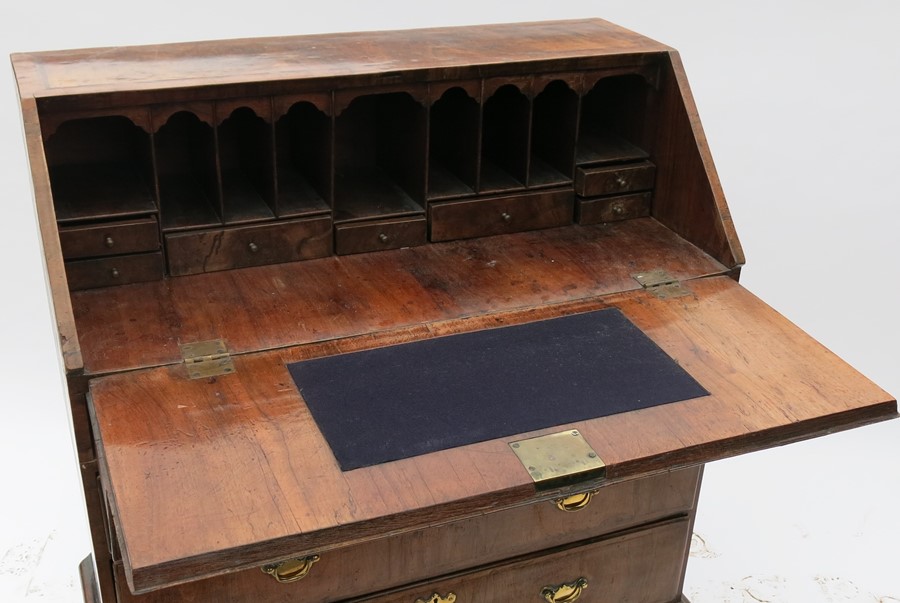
[555,490,598,512]
[615,175,628,187]
[541,577,588,602]
[248,242,259,253]
[260,555,320,583]
[378,233,390,243]
[501,211,512,223]
[104,235,115,248]
[416,593,457,603]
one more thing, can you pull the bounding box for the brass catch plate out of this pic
[510,430,605,489]
[180,339,235,379]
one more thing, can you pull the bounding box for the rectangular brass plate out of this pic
[632,269,691,299]
[179,339,235,379]
[510,429,606,489]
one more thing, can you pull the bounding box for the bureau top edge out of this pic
[11,18,672,102]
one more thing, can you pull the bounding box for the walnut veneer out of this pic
[12,18,895,603]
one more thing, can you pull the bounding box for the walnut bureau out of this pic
[11,19,896,603]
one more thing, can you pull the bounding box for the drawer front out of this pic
[65,252,163,290]
[368,517,690,603]
[166,216,332,276]
[429,189,573,242]
[335,216,427,255]
[59,216,160,260]
[112,467,699,602]
[576,192,652,225]
[575,160,656,198]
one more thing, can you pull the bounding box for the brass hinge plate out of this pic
[510,429,606,489]
[180,339,235,379]
[632,269,691,299]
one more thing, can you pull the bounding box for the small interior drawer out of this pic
[575,160,656,198]
[335,216,427,255]
[577,191,652,225]
[368,517,690,603]
[58,216,160,260]
[429,189,573,242]
[165,216,332,276]
[109,468,699,601]
[65,252,163,290]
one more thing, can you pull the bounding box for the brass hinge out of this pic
[632,269,691,299]
[180,339,235,379]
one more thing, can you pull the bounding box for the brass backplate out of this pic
[510,430,605,489]
[180,339,235,379]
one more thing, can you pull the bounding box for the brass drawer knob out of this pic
[110,267,120,279]
[555,490,598,512]
[378,233,390,243]
[248,242,259,253]
[501,212,512,223]
[615,175,628,187]
[260,555,320,583]
[416,593,457,603]
[104,235,115,248]
[541,577,588,603]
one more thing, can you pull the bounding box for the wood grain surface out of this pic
[362,518,690,603]
[90,275,895,592]
[112,468,700,601]
[71,218,726,375]
[11,20,668,102]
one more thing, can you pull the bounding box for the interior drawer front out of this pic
[429,189,573,242]
[59,216,160,260]
[65,252,163,290]
[577,192,652,225]
[110,468,698,602]
[335,216,427,255]
[575,161,656,197]
[368,517,690,603]
[165,216,332,276]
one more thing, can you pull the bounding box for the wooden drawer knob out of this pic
[541,577,588,603]
[260,555,319,583]
[415,593,457,603]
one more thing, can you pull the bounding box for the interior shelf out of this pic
[427,87,479,200]
[50,162,156,223]
[480,85,529,193]
[334,92,426,222]
[45,116,156,223]
[529,80,578,187]
[218,107,276,224]
[334,167,422,223]
[575,134,649,166]
[154,111,221,231]
[275,101,331,218]
[577,74,653,167]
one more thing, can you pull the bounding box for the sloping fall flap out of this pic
[88,275,896,594]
